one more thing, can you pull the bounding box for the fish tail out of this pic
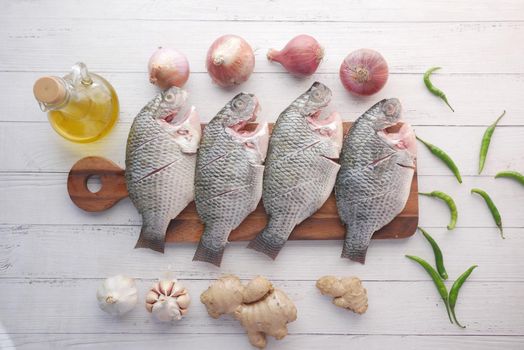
[247,218,294,260]
[192,241,225,267]
[134,218,167,253]
[193,226,228,267]
[341,228,372,264]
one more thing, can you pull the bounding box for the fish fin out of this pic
[341,243,369,264]
[193,240,225,267]
[134,215,168,253]
[247,217,295,259]
[247,233,282,260]
[341,224,373,264]
[135,226,166,253]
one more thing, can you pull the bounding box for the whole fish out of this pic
[248,82,343,259]
[125,87,201,253]
[194,93,269,266]
[335,98,416,264]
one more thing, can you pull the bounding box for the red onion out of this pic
[267,35,324,77]
[206,35,255,87]
[148,47,190,89]
[339,49,389,96]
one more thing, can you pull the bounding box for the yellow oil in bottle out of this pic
[48,76,119,143]
[34,63,119,143]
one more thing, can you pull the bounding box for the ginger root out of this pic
[316,275,368,314]
[201,275,297,349]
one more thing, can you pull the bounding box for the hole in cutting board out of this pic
[86,175,102,193]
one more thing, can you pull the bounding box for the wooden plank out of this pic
[4,334,524,350]
[3,0,524,22]
[0,278,523,335]
[4,72,524,125]
[2,20,524,74]
[1,172,522,228]
[1,123,522,176]
[1,225,521,281]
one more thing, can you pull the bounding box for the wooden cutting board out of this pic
[67,122,418,242]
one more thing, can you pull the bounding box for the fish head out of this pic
[220,93,260,130]
[373,99,417,167]
[366,98,403,130]
[155,86,188,122]
[294,81,332,118]
[222,93,269,163]
[161,105,202,154]
[296,82,342,156]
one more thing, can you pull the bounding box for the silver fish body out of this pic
[125,87,201,253]
[194,93,269,266]
[335,98,416,264]
[248,82,343,259]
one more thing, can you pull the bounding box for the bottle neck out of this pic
[34,76,71,112]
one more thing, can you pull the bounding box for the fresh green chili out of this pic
[405,255,453,323]
[478,110,505,174]
[423,67,454,112]
[495,170,524,186]
[419,191,458,230]
[416,136,462,183]
[418,227,448,280]
[449,265,478,328]
[470,188,504,239]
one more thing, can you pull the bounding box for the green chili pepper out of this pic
[405,255,453,323]
[416,136,462,184]
[419,191,458,230]
[423,67,454,112]
[495,170,524,186]
[470,188,504,239]
[449,265,478,328]
[478,110,505,174]
[418,227,448,280]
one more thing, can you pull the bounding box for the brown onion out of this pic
[206,35,255,87]
[339,49,389,96]
[267,34,324,77]
[148,47,190,89]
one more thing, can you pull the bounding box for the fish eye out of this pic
[165,93,174,101]
[383,101,398,117]
[312,89,322,100]
[234,99,245,109]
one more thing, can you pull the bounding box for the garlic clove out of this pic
[96,275,138,317]
[176,293,191,309]
[159,279,174,295]
[152,298,182,322]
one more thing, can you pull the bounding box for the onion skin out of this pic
[267,34,324,77]
[206,34,255,87]
[339,49,389,96]
[148,47,190,89]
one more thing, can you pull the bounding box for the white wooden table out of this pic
[1,1,524,349]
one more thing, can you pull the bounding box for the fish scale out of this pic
[248,82,342,259]
[335,98,416,264]
[125,87,198,253]
[194,93,266,267]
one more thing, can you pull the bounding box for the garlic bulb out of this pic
[146,278,190,322]
[96,275,138,316]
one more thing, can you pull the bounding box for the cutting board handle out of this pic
[67,156,128,212]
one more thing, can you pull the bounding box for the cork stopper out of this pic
[33,76,67,105]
